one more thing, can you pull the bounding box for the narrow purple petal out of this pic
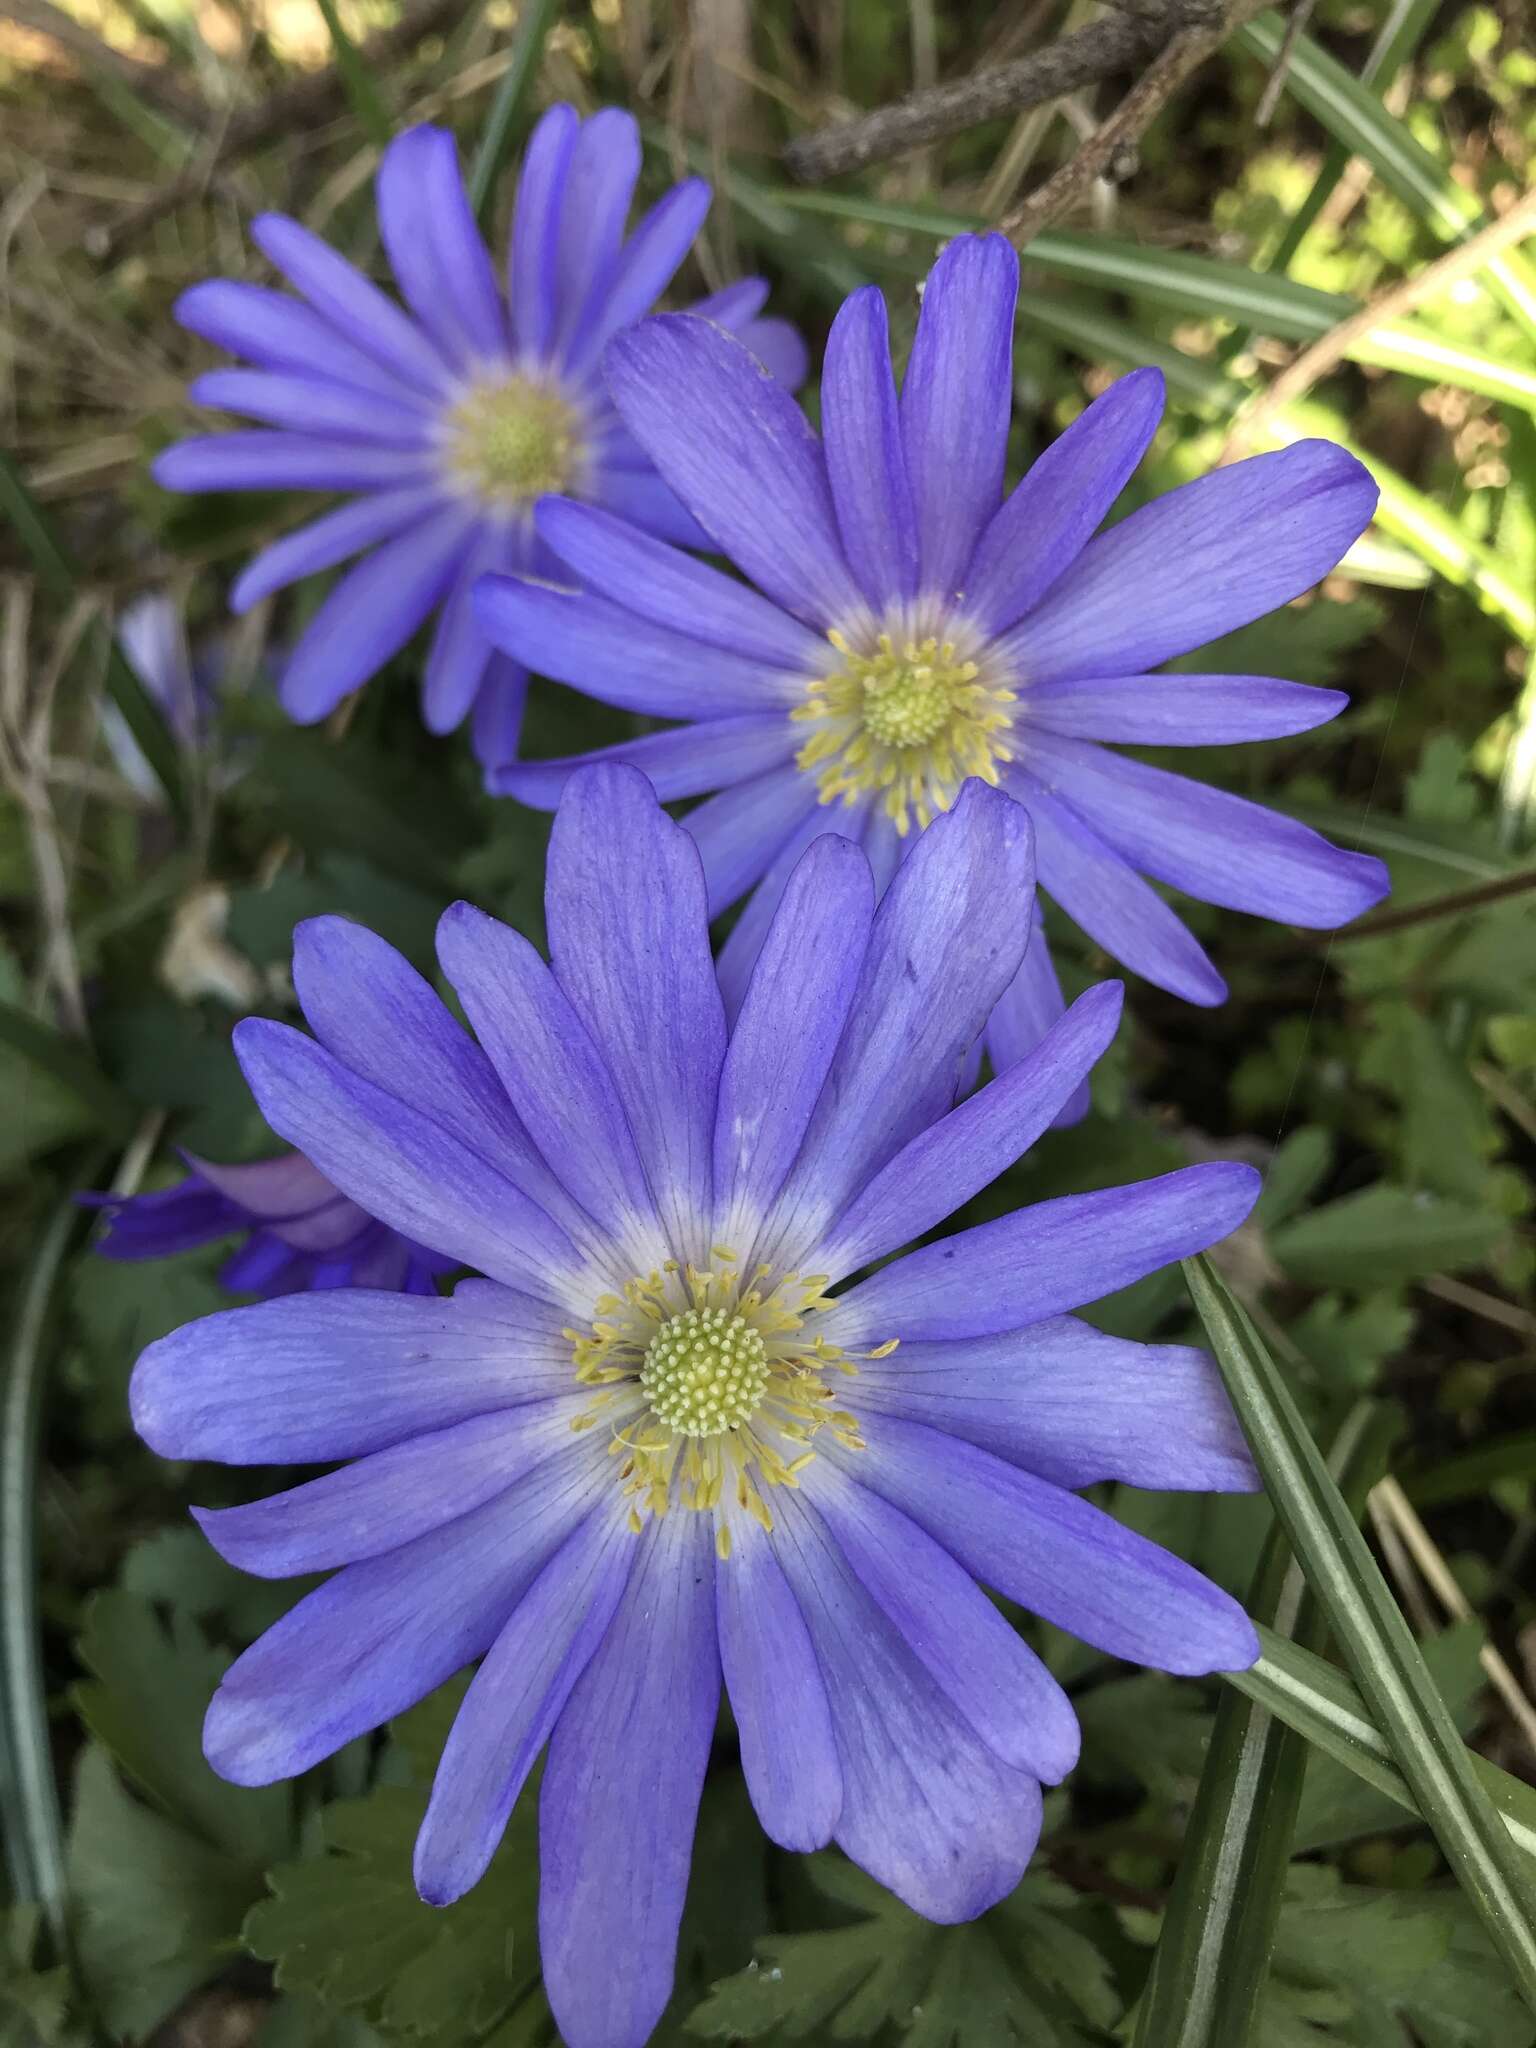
[760,782,1036,1268]
[849,1417,1260,1674]
[552,109,642,350]
[476,575,800,719]
[1023,732,1391,927]
[193,1400,578,1576]
[592,467,716,549]
[132,1286,572,1464]
[712,796,851,1023]
[998,441,1379,680]
[771,1491,1043,1922]
[1010,765,1227,1005]
[233,1019,579,1301]
[984,908,1085,1121]
[605,314,864,628]
[900,235,1018,602]
[250,211,454,395]
[1017,672,1349,744]
[822,286,917,604]
[173,279,422,404]
[421,522,503,735]
[717,1531,841,1851]
[856,1316,1258,1493]
[470,652,529,775]
[683,763,823,920]
[189,369,431,446]
[415,1509,634,1904]
[203,1450,605,1784]
[376,126,507,367]
[818,980,1123,1279]
[535,498,827,670]
[714,834,874,1249]
[539,1513,718,2048]
[737,316,810,389]
[230,488,439,612]
[154,432,429,495]
[277,508,472,722]
[547,766,727,1255]
[491,716,799,810]
[510,103,579,359]
[819,1161,1260,1346]
[963,368,1164,637]
[567,179,712,376]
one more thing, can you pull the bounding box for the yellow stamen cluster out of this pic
[445,375,581,507]
[793,627,1017,834]
[564,1252,883,1559]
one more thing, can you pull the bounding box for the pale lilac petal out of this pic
[963,368,1164,637]
[230,488,440,612]
[683,763,822,919]
[131,1285,572,1463]
[376,126,507,367]
[822,286,917,604]
[476,575,801,718]
[250,211,454,394]
[818,1162,1260,1346]
[717,1530,841,1851]
[277,508,473,722]
[154,432,430,495]
[173,279,422,404]
[234,1019,579,1301]
[539,1513,718,2048]
[900,235,1018,602]
[815,1468,1079,1780]
[491,716,799,810]
[998,441,1379,680]
[1023,732,1391,927]
[1010,765,1227,1005]
[193,1400,579,1576]
[760,782,1036,1267]
[771,1491,1043,1922]
[547,766,726,1254]
[605,314,864,627]
[552,109,642,349]
[714,834,874,1250]
[849,1417,1260,1674]
[817,980,1123,1279]
[203,1449,605,1784]
[535,498,827,669]
[510,103,579,358]
[1017,672,1348,744]
[415,1509,635,1904]
[567,179,712,376]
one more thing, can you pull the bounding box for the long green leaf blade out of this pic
[313,0,392,147]
[468,0,560,222]
[1185,1253,1536,2009]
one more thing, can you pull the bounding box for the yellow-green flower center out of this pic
[793,626,1017,835]
[640,1307,770,1437]
[445,375,581,506]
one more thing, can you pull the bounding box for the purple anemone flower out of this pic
[153,109,804,775]
[131,766,1260,2048]
[104,593,213,795]
[87,1149,454,1297]
[477,232,1390,1093]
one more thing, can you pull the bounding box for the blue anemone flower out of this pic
[153,109,804,773]
[87,1148,454,1296]
[477,233,1389,1092]
[132,766,1260,2048]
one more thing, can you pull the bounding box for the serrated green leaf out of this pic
[1268,1185,1505,1290]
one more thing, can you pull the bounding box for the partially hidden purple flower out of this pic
[477,233,1390,1095]
[131,765,1260,2048]
[87,1148,454,1296]
[104,593,212,795]
[153,109,805,774]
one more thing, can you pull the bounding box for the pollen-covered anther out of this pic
[640,1308,770,1437]
[445,374,582,506]
[793,626,1018,834]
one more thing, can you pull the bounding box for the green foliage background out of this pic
[2,0,1535,2042]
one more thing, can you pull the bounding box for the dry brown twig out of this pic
[0,0,205,125]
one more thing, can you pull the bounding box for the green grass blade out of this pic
[1235,13,1536,346]
[1,1183,103,1941]
[1228,1629,1536,1871]
[468,0,560,224]
[1185,1253,1536,2010]
[313,0,392,147]
[1133,1400,1392,2048]
[0,448,188,822]
[0,1004,135,1135]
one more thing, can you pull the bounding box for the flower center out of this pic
[640,1308,770,1437]
[445,375,581,507]
[565,1254,887,1557]
[793,625,1017,835]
